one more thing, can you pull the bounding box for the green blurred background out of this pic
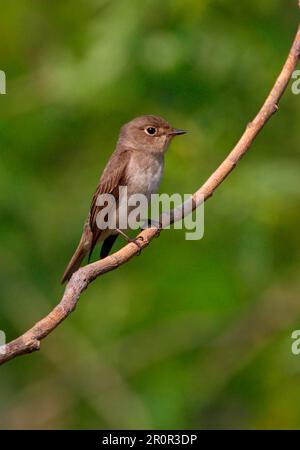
[0,0,300,429]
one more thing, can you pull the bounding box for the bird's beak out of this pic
[169,128,187,136]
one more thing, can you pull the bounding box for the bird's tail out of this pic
[61,222,93,284]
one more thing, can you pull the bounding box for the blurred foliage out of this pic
[0,0,300,429]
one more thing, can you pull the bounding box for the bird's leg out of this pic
[115,228,144,255]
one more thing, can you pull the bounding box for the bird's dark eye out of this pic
[145,127,157,135]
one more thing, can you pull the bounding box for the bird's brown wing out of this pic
[88,149,130,255]
[61,149,130,284]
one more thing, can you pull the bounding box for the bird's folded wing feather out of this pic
[61,150,131,283]
[89,149,130,251]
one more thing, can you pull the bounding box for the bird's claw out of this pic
[130,236,144,255]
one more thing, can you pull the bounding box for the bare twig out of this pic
[1,22,299,366]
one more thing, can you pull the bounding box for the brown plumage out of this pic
[61,115,186,283]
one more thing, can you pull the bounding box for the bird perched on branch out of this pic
[61,115,186,283]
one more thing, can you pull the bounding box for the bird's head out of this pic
[118,115,186,154]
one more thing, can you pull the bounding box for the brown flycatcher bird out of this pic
[61,115,186,283]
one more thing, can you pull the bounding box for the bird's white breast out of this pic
[126,152,164,198]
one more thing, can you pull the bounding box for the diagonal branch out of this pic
[1,23,299,366]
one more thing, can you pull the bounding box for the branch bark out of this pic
[1,23,299,366]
